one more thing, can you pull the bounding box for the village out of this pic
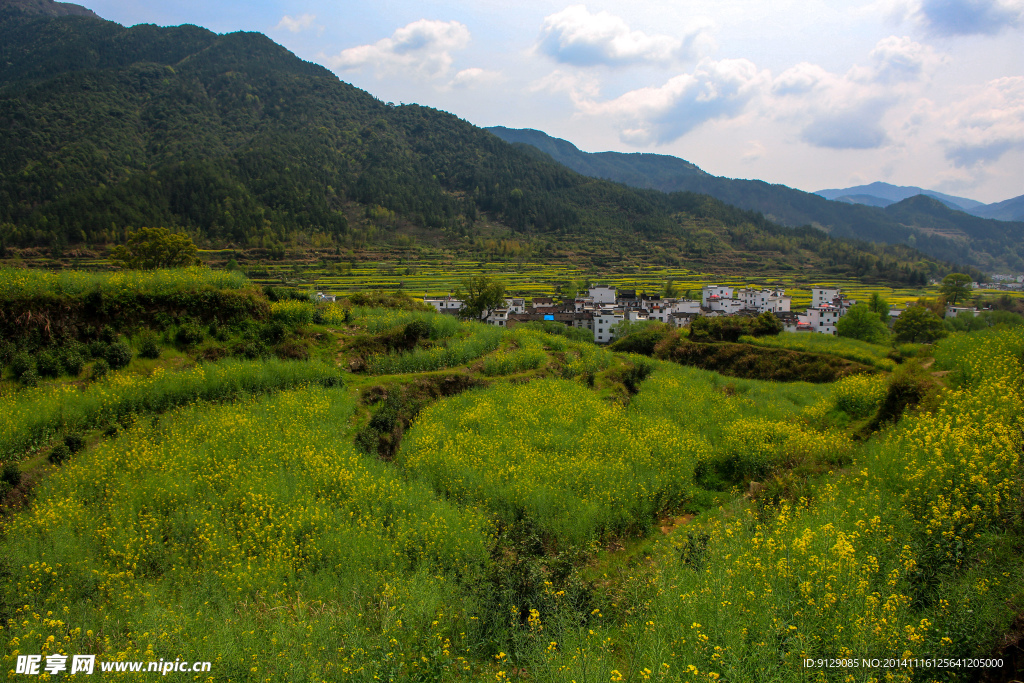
[418,285,863,344]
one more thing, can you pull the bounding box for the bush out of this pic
[59,346,86,376]
[622,355,656,393]
[48,443,70,465]
[10,351,34,380]
[1,462,21,490]
[35,349,64,378]
[90,358,110,381]
[88,340,109,359]
[64,433,86,454]
[175,322,205,348]
[138,331,161,359]
[0,340,14,369]
[104,341,132,370]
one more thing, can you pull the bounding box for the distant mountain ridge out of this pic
[486,126,1024,271]
[815,182,986,213]
[0,0,98,19]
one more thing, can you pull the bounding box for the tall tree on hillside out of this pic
[110,228,201,270]
[939,273,973,306]
[893,305,946,343]
[837,303,890,344]
[868,292,890,322]
[456,276,506,321]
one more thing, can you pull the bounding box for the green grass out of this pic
[739,331,898,369]
[0,266,249,298]
[0,359,340,461]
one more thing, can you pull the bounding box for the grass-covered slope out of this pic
[1,272,1022,681]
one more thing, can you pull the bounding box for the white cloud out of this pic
[529,69,602,98]
[862,35,942,84]
[275,14,317,34]
[915,0,1024,36]
[328,20,471,78]
[449,68,504,89]
[938,76,1024,166]
[536,5,713,67]
[577,58,770,144]
[741,141,766,163]
[772,36,939,150]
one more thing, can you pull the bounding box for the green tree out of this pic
[751,311,783,336]
[559,279,582,301]
[837,303,890,344]
[110,228,201,270]
[868,292,890,322]
[455,275,506,321]
[939,273,972,306]
[893,305,946,343]
[664,279,679,298]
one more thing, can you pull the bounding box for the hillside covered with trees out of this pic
[488,127,1024,273]
[0,4,966,284]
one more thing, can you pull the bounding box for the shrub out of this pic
[35,349,64,378]
[1,462,21,490]
[137,331,161,359]
[175,322,205,348]
[90,358,110,381]
[48,443,70,464]
[64,433,86,454]
[10,351,34,380]
[104,341,132,370]
[59,346,86,376]
[88,340,109,359]
[0,340,14,369]
[622,355,656,394]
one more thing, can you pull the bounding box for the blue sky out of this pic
[85,0,1023,203]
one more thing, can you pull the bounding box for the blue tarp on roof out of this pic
[544,314,554,321]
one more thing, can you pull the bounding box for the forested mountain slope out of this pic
[487,127,1024,272]
[0,5,959,283]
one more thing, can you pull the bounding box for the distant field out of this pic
[244,259,939,309]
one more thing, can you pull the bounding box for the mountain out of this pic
[815,182,985,213]
[1,0,97,18]
[486,126,1024,272]
[882,195,1024,268]
[970,193,1024,222]
[832,194,894,208]
[0,6,966,285]
[486,126,707,191]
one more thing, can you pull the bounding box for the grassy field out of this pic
[2,271,1022,682]
[247,259,943,309]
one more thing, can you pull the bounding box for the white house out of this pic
[589,285,617,305]
[315,292,336,303]
[424,296,464,314]
[811,287,842,307]
[485,308,509,326]
[702,285,733,307]
[806,304,842,335]
[945,305,979,318]
[707,298,744,315]
[737,288,791,314]
[505,298,526,314]
[593,309,623,344]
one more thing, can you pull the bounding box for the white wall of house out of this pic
[486,309,509,326]
[505,298,526,314]
[424,297,464,313]
[589,286,617,305]
[594,310,623,344]
[702,285,733,306]
[811,287,841,307]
